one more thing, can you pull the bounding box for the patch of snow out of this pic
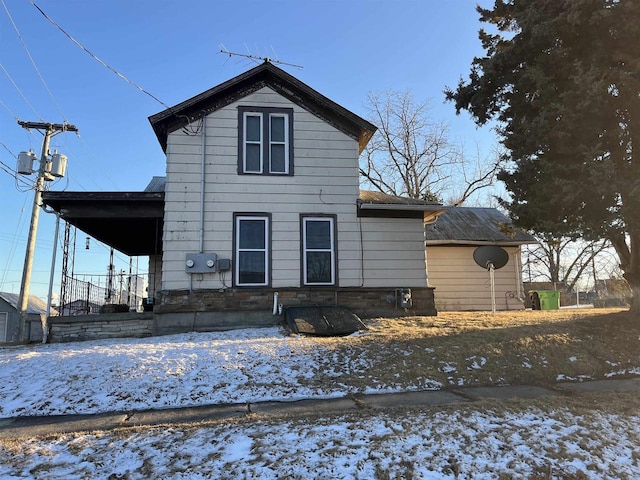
[439,362,457,373]
[221,434,253,462]
[0,328,375,417]
[605,367,640,378]
[569,356,578,362]
[466,356,487,370]
[2,406,639,479]
[557,374,592,382]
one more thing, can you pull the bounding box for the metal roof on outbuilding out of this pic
[144,176,166,193]
[0,292,56,315]
[424,207,536,246]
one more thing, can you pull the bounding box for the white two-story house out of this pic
[44,62,445,336]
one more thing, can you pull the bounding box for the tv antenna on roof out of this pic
[219,45,303,70]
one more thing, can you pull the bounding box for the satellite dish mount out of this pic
[473,246,509,314]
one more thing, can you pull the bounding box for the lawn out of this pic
[1,307,639,479]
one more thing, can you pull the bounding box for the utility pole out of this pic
[16,120,78,341]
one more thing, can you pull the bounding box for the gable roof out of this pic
[424,207,537,246]
[0,292,57,315]
[149,62,377,154]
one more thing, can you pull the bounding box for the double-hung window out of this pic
[239,107,293,175]
[302,216,336,286]
[235,215,270,287]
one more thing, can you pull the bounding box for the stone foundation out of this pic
[156,286,436,316]
[45,286,437,342]
[49,313,154,343]
[153,286,436,333]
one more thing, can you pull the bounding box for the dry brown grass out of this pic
[304,308,640,391]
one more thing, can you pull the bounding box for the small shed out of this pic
[0,292,56,343]
[425,208,536,311]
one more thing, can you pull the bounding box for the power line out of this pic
[0,141,34,189]
[29,0,171,110]
[0,96,18,121]
[0,0,67,122]
[0,193,30,291]
[0,140,17,158]
[0,63,43,121]
[53,135,120,191]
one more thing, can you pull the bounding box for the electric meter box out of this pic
[185,253,218,273]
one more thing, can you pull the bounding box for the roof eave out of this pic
[149,62,377,154]
[358,203,448,222]
[425,239,538,246]
[358,203,443,211]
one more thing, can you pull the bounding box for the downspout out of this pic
[514,248,526,302]
[199,112,207,254]
[273,291,279,315]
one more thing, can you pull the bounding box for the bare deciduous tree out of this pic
[523,236,614,294]
[360,90,500,205]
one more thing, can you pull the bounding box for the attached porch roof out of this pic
[41,191,164,256]
[358,190,447,222]
[41,183,448,257]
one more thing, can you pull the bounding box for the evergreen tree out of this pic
[446,0,640,311]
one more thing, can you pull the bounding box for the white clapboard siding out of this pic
[358,218,427,288]
[162,87,365,290]
[427,245,525,311]
[161,86,431,292]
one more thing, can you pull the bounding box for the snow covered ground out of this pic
[0,327,388,418]
[2,402,639,479]
[1,325,640,479]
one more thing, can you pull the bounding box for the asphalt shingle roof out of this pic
[425,207,536,245]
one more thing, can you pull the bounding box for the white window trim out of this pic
[269,113,289,174]
[243,112,263,174]
[239,107,293,175]
[302,216,336,286]
[235,215,269,287]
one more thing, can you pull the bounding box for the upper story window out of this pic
[238,106,293,175]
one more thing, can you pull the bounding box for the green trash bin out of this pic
[529,290,560,310]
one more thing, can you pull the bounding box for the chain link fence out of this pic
[58,273,147,315]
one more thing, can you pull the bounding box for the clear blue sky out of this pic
[0,0,495,300]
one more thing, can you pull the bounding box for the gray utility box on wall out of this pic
[217,258,232,271]
[185,253,218,273]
